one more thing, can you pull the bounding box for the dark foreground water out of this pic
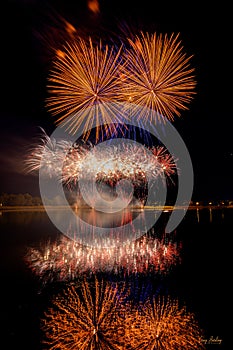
[0,207,231,349]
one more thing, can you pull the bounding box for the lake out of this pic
[0,207,231,349]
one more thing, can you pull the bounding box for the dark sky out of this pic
[0,0,232,200]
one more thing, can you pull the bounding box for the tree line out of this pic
[0,193,43,206]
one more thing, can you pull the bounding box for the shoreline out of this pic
[0,205,232,212]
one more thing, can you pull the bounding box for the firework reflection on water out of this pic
[25,220,181,286]
[41,278,205,350]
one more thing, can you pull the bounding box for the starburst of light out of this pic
[119,31,196,123]
[46,36,126,141]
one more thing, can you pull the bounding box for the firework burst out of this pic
[62,141,177,190]
[46,36,126,141]
[119,31,196,123]
[41,278,127,349]
[151,145,178,182]
[24,130,177,187]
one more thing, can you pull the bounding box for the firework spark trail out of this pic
[119,31,196,123]
[25,231,181,285]
[41,278,127,349]
[87,0,100,14]
[46,36,126,141]
[125,296,206,350]
[35,12,77,62]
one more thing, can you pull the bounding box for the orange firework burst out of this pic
[119,31,196,123]
[41,278,128,349]
[45,29,196,141]
[126,296,205,350]
[46,36,125,141]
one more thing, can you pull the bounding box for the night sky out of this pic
[1,0,232,201]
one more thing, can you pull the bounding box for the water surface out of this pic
[0,207,230,349]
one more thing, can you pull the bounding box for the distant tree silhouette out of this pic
[0,193,42,206]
